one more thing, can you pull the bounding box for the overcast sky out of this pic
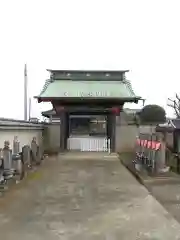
[0,0,179,119]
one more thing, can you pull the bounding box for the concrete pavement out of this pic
[0,153,180,239]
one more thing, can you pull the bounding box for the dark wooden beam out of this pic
[36,97,138,104]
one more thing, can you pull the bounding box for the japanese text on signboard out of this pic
[63,92,110,97]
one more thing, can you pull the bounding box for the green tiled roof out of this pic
[36,80,139,99]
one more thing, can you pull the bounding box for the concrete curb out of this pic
[119,158,145,187]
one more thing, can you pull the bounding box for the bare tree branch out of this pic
[167,94,180,118]
[168,98,174,103]
[176,94,180,102]
[167,103,174,107]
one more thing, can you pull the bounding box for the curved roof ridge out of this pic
[39,79,52,95]
[123,79,136,96]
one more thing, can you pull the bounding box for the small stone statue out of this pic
[4,141,10,150]
[13,136,20,154]
[32,137,36,143]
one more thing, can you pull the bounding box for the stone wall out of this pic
[43,123,60,153]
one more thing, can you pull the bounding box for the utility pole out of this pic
[24,64,28,121]
[28,97,31,121]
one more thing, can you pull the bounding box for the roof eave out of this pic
[156,126,174,133]
[42,113,51,118]
[41,109,56,117]
[46,69,129,74]
[34,96,141,103]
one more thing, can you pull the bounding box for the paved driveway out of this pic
[0,153,180,239]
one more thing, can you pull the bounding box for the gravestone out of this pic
[22,145,31,168]
[0,149,4,186]
[0,148,2,168]
[0,171,4,184]
[2,141,14,180]
[13,136,20,154]
[12,136,22,177]
[31,137,41,165]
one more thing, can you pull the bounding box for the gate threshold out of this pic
[58,152,118,161]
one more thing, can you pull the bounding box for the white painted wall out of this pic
[0,118,43,150]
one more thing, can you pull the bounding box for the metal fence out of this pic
[67,136,110,152]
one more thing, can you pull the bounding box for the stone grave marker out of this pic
[13,136,20,154]
[22,145,31,168]
[31,137,41,165]
[2,141,14,180]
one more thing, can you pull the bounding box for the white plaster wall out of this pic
[0,119,43,150]
[116,125,138,152]
[0,129,43,150]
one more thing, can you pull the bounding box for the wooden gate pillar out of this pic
[107,113,116,152]
[60,111,69,151]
